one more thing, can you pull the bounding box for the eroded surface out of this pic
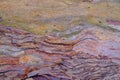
[0,0,120,34]
[0,23,120,80]
[0,0,120,80]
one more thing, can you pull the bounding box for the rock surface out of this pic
[0,24,120,80]
[0,0,120,80]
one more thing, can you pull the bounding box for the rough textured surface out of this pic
[52,53,120,80]
[0,24,120,80]
[0,0,120,80]
[0,0,120,34]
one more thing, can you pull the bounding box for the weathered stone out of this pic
[5,71,18,78]
[0,24,120,80]
[0,45,24,57]
[72,27,120,64]
[19,55,43,65]
[51,53,120,80]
